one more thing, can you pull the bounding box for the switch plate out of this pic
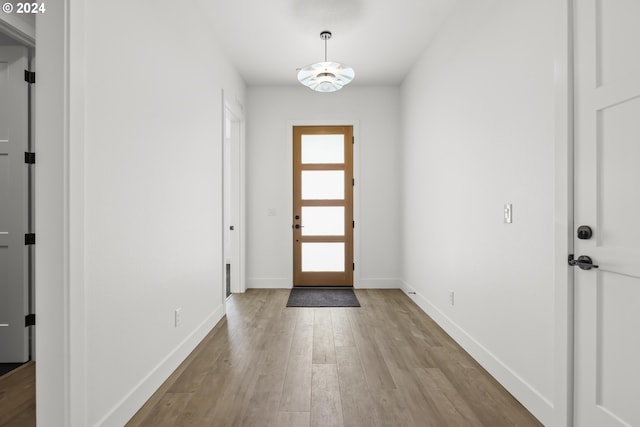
[174,308,182,328]
[504,203,512,224]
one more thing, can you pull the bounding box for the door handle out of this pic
[568,255,599,270]
[577,225,593,240]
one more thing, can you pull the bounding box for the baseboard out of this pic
[246,278,291,289]
[355,278,402,289]
[247,278,402,289]
[95,305,225,427]
[400,281,553,426]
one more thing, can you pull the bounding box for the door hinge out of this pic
[24,152,36,164]
[25,314,36,327]
[352,136,354,144]
[352,220,355,228]
[24,70,36,84]
[353,263,355,271]
[352,178,355,186]
[24,233,36,245]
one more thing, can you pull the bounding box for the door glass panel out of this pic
[301,134,344,164]
[302,206,344,236]
[301,242,345,272]
[301,170,344,200]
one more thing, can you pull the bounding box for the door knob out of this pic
[577,225,593,240]
[294,224,304,229]
[568,255,599,270]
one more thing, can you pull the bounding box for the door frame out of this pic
[553,1,575,426]
[292,125,354,286]
[287,120,360,288]
[34,2,89,425]
[222,90,246,298]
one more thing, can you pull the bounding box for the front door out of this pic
[573,1,640,425]
[0,46,30,363]
[293,126,353,286]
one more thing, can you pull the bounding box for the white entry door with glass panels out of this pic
[293,126,353,286]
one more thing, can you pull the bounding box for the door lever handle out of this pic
[568,255,599,270]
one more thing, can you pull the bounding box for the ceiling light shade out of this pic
[297,62,355,92]
[297,31,355,92]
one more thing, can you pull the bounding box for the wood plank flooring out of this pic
[128,289,542,427]
[0,361,35,427]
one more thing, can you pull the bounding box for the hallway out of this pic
[128,289,541,426]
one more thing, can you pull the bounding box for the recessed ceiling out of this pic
[196,0,459,86]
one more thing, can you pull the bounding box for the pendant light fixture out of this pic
[297,31,355,92]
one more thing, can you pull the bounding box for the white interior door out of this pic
[0,46,30,363]
[573,1,640,425]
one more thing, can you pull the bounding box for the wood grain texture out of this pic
[312,309,336,364]
[277,411,311,427]
[335,346,378,427]
[0,361,35,427]
[279,308,314,412]
[123,288,542,427]
[311,364,344,427]
[0,290,544,426]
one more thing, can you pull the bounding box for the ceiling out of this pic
[196,0,460,87]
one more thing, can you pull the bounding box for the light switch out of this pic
[504,203,512,224]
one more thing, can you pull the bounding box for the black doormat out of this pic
[286,287,360,307]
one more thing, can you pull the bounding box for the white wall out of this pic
[401,0,555,424]
[40,1,247,425]
[246,86,401,289]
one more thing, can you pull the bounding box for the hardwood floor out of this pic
[0,361,35,427]
[128,289,542,427]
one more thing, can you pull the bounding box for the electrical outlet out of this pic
[449,291,455,306]
[174,308,182,328]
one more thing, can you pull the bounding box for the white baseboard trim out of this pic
[400,281,553,426]
[95,305,225,427]
[246,278,291,289]
[246,278,402,289]
[355,278,402,289]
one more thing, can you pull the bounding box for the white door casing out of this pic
[223,105,241,296]
[0,45,30,363]
[573,0,640,425]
